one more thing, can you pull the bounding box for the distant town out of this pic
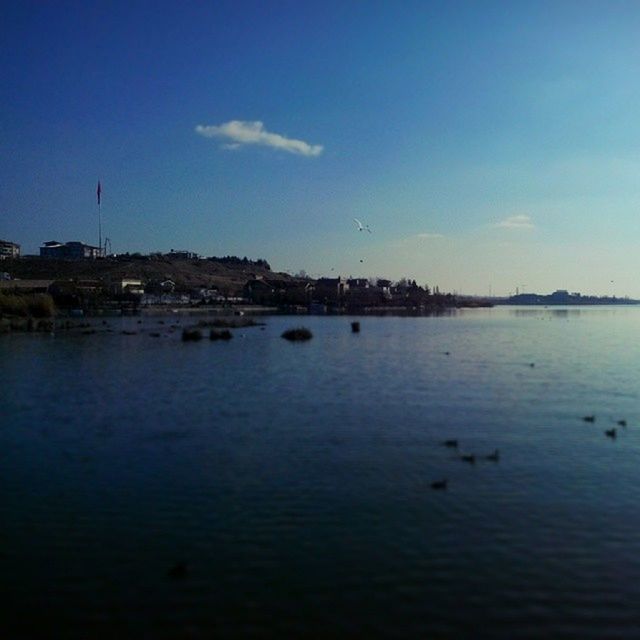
[1,238,638,320]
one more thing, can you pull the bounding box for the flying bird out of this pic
[353,218,372,233]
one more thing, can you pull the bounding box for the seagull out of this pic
[353,218,372,233]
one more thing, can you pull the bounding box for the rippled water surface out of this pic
[3,307,640,638]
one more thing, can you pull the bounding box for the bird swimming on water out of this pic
[605,428,616,439]
[461,454,476,464]
[582,415,595,423]
[443,439,458,448]
[431,479,447,490]
[617,419,627,427]
[167,562,188,579]
[484,449,500,462]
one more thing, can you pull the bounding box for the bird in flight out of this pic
[353,218,372,233]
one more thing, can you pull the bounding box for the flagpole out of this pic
[98,200,102,254]
[97,181,102,256]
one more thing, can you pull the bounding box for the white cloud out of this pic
[495,214,534,230]
[195,120,323,157]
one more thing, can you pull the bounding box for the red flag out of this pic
[97,181,102,205]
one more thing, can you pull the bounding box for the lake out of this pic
[2,307,640,638]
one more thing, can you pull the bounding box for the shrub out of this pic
[0,292,56,318]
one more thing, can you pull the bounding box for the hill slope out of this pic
[2,256,297,295]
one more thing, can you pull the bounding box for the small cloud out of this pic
[195,120,323,157]
[416,232,445,239]
[495,214,534,230]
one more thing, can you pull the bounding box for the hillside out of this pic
[2,256,298,295]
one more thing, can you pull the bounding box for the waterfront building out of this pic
[110,278,145,296]
[347,278,370,289]
[0,279,53,293]
[314,277,349,302]
[0,239,20,260]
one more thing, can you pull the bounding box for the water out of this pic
[2,307,640,638]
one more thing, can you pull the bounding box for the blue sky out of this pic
[2,1,640,295]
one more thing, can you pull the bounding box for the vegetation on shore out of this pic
[1,254,496,318]
[0,292,57,332]
[0,292,56,318]
[197,317,263,328]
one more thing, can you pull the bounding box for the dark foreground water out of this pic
[2,307,640,638]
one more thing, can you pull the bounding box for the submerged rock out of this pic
[282,327,313,342]
[182,328,203,342]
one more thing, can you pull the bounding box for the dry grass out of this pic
[0,292,56,318]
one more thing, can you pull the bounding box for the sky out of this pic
[2,0,640,296]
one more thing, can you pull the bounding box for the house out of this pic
[111,278,145,296]
[140,293,191,306]
[191,287,224,303]
[346,279,385,308]
[242,278,311,305]
[165,249,199,260]
[376,279,392,299]
[0,279,53,294]
[160,279,176,292]
[244,278,280,304]
[0,240,20,260]
[75,280,103,294]
[40,240,104,259]
[313,277,349,303]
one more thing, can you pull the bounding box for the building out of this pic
[111,278,145,296]
[165,249,199,260]
[313,277,349,303]
[191,287,224,303]
[347,278,370,289]
[0,279,53,294]
[376,279,392,299]
[0,240,20,260]
[40,241,104,259]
